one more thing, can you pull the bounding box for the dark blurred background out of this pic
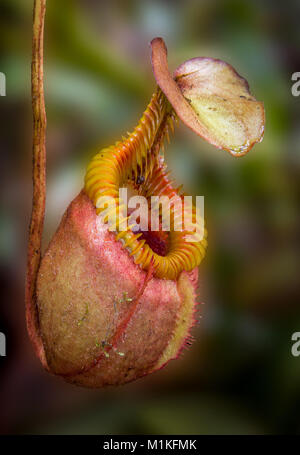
[0,0,299,435]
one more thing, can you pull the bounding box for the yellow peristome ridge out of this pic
[84,89,207,280]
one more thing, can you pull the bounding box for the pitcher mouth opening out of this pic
[135,229,169,257]
[125,185,170,257]
[84,89,207,280]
